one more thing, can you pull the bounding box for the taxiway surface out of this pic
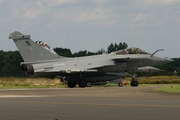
[0,86,180,120]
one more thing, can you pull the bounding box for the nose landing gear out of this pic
[130,79,139,87]
[130,71,139,87]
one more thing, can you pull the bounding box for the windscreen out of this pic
[114,47,151,55]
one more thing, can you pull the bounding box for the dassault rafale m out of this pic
[9,31,173,88]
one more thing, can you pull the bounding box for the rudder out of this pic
[9,31,60,62]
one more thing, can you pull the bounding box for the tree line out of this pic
[0,42,179,77]
[54,42,128,57]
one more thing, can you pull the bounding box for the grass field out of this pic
[0,77,68,88]
[123,76,180,84]
[124,76,180,93]
[0,76,180,93]
[154,85,180,93]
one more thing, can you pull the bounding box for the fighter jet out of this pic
[9,31,173,88]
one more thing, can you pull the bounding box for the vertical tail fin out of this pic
[9,31,60,62]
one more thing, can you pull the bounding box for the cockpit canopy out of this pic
[113,47,151,55]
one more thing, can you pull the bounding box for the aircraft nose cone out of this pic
[153,57,174,66]
[163,57,174,63]
[166,57,174,61]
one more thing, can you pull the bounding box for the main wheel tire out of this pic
[87,82,92,87]
[79,80,87,88]
[118,82,123,87]
[131,81,134,87]
[68,81,76,88]
[134,81,139,87]
[131,81,139,87]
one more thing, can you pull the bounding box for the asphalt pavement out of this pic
[0,86,180,120]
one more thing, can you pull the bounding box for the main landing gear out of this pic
[78,79,87,88]
[65,75,88,88]
[68,81,77,88]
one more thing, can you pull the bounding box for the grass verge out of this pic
[0,76,180,90]
[0,77,68,89]
[154,85,180,93]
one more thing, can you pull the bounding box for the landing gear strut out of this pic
[130,71,139,87]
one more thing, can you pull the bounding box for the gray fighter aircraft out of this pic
[9,31,173,88]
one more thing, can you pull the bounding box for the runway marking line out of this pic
[0,95,50,98]
[0,100,180,108]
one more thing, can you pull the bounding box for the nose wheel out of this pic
[130,80,139,87]
[130,71,139,87]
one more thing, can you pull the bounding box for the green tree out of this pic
[54,47,73,57]
[0,51,23,77]
[73,50,88,57]
[107,42,128,53]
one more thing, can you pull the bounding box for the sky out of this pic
[0,0,180,58]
